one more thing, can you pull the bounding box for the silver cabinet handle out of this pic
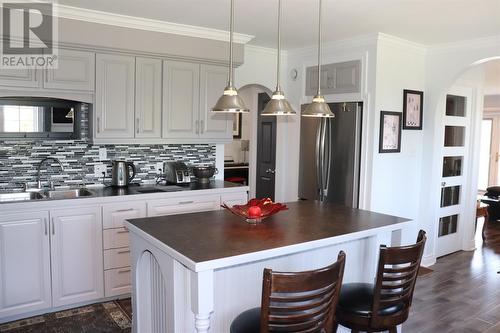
[44,218,48,235]
[117,250,130,254]
[265,169,275,174]
[116,208,134,213]
[195,120,199,134]
[179,200,194,205]
[117,229,129,234]
[51,217,55,235]
[200,120,204,134]
[97,117,100,134]
[118,268,131,274]
[136,118,139,134]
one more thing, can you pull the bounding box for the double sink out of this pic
[0,188,94,203]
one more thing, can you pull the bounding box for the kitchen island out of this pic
[125,201,413,333]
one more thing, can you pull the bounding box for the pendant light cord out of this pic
[276,0,282,92]
[228,0,234,87]
[317,0,322,96]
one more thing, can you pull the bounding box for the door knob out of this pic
[265,169,275,174]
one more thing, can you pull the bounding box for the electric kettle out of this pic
[111,160,136,187]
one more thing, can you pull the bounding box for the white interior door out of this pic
[436,87,472,257]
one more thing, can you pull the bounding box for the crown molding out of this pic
[287,33,379,58]
[377,33,427,55]
[54,4,254,44]
[427,35,500,55]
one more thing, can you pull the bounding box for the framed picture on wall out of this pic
[379,111,402,153]
[403,89,424,130]
[233,113,242,139]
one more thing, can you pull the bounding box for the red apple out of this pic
[248,206,262,218]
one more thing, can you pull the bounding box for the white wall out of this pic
[369,37,426,236]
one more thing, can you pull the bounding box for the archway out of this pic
[421,55,500,264]
[223,84,272,199]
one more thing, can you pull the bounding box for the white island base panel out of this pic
[129,224,411,333]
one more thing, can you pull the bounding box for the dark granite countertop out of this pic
[126,201,410,265]
[0,180,246,204]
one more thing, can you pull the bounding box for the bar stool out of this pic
[230,251,346,333]
[335,230,426,333]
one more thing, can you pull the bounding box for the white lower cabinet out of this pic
[147,194,221,217]
[0,212,51,319]
[50,207,103,307]
[102,201,146,297]
[221,191,249,206]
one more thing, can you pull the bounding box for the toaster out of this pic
[163,161,191,184]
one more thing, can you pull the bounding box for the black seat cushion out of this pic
[230,307,261,333]
[486,186,500,198]
[337,283,403,317]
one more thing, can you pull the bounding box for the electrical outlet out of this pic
[98,148,107,161]
[155,162,163,173]
[94,163,107,177]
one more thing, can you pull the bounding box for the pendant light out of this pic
[262,0,296,116]
[302,0,334,118]
[212,0,249,113]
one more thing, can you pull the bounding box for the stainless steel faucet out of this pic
[37,157,65,190]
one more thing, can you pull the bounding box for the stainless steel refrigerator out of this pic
[298,102,362,207]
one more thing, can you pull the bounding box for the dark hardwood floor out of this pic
[404,217,500,333]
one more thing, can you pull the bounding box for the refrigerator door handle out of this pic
[319,119,327,201]
[315,120,323,200]
[323,120,332,197]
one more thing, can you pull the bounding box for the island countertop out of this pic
[125,201,411,272]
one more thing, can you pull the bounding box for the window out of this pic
[0,105,43,132]
[478,119,493,191]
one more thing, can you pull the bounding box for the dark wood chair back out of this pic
[260,251,346,333]
[371,230,426,328]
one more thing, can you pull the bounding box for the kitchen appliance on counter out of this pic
[192,165,218,184]
[298,102,363,207]
[111,160,136,187]
[164,161,191,185]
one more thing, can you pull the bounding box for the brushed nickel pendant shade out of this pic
[262,0,296,116]
[302,0,334,118]
[212,0,249,113]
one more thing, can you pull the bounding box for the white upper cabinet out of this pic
[0,212,51,319]
[50,206,103,307]
[200,64,232,140]
[95,53,136,138]
[44,49,95,91]
[162,60,200,139]
[135,57,162,138]
[0,68,39,88]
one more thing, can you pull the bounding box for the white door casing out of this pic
[435,86,473,257]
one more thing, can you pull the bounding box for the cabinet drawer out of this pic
[221,192,248,206]
[104,267,131,298]
[147,194,220,217]
[103,228,130,249]
[102,201,147,229]
[104,248,131,270]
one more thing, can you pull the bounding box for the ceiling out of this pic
[57,0,500,49]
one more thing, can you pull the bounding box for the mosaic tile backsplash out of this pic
[0,104,215,191]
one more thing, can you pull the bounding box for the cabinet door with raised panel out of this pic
[135,57,162,138]
[0,68,39,88]
[44,49,95,91]
[199,64,232,140]
[95,53,135,138]
[0,212,51,319]
[50,206,103,307]
[162,60,200,139]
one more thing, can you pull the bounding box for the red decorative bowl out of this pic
[221,198,288,224]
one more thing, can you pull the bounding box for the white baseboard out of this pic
[421,254,436,267]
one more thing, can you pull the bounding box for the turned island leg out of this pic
[190,270,215,333]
